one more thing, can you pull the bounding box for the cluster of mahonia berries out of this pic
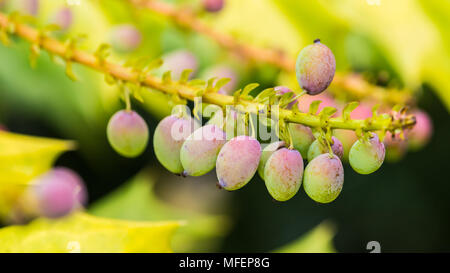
[104,40,414,203]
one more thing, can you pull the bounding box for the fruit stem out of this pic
[0,12,415,133]
[132,0,415,106]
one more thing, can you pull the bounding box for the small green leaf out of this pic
[162,71,172,84]
[308,100,322,115]
[179,69,192,84]
[213,78,231,92]
[241,83,259,98]
[342,101,359,120]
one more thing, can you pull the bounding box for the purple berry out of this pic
[180,125,227,176]
[303,154,344,203]
[35,167,87,218]
[203,0,224,12]
[295,39,336,95]
[107,110,149,158]
[216,136,261,190]
[264,148,304,201]
[110,24,142,52]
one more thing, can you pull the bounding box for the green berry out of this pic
[307,136,343,162]
[180,125,226,176]
[153,115,198,174]
[257,141,285,179]
[216,136,261,190]
[107,110,149,158]
[295,39,336,95]
[289,123,315,158]
[264,148,304,201]
[349,133,385,174]
[303,154,344,203]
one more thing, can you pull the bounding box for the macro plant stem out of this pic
[0,12,415,133]
[131,0,414,105]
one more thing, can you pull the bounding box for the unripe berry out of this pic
[408,110,433,150]
[257,141,285,179]
[52,7,73,31]
[264,148,303,201]
[307,136,343,162]
[349,133,385,174]
[180,124,226,176]
[35,167,87,218]
[295,39,336,95]
[107,110,149,158]
[161,50,198,80]
[110,24,142,52]
[303,154,344,203]
[216,136,261,190]
[153,115,198,174]
[202,65,238,95]
[289,123,315,158]
[203,0,224,12]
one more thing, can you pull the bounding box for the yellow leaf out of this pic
[0,131,75,220]
[0,212,181,253]
[0,131,75,184]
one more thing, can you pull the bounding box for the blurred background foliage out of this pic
[0,0,449,252]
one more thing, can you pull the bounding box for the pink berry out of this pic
[203,0,224,12]
[408,110,433,150]
[107,110,149,158]
[35,167,87,218]
[264,148,304,201]
[296,39,336,95]
[216,136,261,190]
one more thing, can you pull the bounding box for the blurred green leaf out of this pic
[89,171,231,252]
[273,221,336,253]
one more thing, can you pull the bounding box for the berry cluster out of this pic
[103,40,417,204]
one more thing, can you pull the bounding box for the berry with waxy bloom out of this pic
[257,141,285,180]
[295,39,336,95]
[264,148,303,201]
[107,110,149,158]
[307,136,343,162]
[349,133,385,174]
[216,136,261,190]
[180,125,226,176]
[153,115,198,174]
[303,154,344,203]
[34,167,87,218]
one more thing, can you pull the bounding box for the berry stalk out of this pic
[0,12,414,133]
[131,0,414,105]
